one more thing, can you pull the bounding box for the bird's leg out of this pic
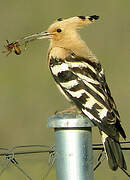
[55,105,82,115]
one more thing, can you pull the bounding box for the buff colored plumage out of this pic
[38,15,127,171]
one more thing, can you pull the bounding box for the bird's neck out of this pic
[49,35,98,62]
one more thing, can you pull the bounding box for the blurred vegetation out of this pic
[0,0,130,179]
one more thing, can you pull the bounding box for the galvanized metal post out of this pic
[47,113,94,180]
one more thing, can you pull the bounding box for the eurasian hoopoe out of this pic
[38,15,127,171]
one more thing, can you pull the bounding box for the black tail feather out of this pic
[104,137,127,171]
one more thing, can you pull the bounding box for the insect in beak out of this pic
[2,31,52,56]
[3,40,21,56]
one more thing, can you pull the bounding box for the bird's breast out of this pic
[48,47,70,61]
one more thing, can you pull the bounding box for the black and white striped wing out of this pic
[49,55,124,139]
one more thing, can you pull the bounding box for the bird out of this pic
[38,15,127,171]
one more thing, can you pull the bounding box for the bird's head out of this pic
[38,15,99,48]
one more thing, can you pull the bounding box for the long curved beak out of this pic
[37,32,52,39]
[18,31,52,44]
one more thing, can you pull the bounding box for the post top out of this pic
[47,113,94,128]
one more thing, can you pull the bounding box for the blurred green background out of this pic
[0,0,129,179]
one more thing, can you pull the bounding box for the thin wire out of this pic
[0,160,10,177]
[5,144,51,156]
[0,142,129,157]
[93,147,130,150]
[0,148,9,151]
[93,141,130,146]
[0,150,51,157]
[121,168,130,177]
[0,145,52,180]
[5,153,33,180]
[42,147,56,180]
[0,142,129,179]
[13,163,33,180]
[7,144,50,153]
[93,150,105,171]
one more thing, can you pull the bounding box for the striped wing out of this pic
[49,54,126,139]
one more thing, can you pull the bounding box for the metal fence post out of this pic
[47,113,94,180]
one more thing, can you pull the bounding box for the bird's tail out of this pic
[101,132,127,171]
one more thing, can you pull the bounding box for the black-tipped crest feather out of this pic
[88,15,99,21]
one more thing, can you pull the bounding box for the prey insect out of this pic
[2,32,48,56]
[3,40,21,56]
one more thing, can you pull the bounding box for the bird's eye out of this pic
[57,28,62,33]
